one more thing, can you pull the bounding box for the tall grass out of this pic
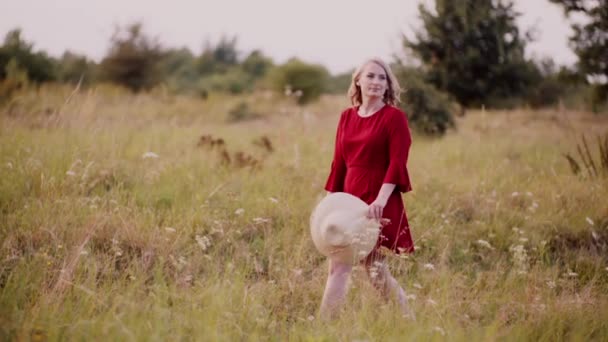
[1,86,607,340]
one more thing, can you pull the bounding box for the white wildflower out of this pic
[423,263,435,271]
[586,217,594,226]
[432,326,445,336]
[234,208,245,215]
[252,217,271,224]
[164,227,176,233]
[510,244,529,275]
[142,151,159,159]
[66,170,76,176]
[565,271,578,278]
[80,250,89,256]
[307,315,315,321]
[195,235,211,251]
[476,239,494,250]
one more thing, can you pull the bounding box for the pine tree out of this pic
[404,0,537,107]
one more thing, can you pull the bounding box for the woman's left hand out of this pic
[368,198,387,220]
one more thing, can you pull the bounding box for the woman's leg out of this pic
[364,252,415,319]
[320,259,353,319]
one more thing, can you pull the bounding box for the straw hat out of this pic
[310,192,381,264]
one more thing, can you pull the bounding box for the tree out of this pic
[549,0,608,106]
[57,51,96,84]
[241,50,273,79]
[99,23,165,92]
[403,0,537,107]
[196,36,239,76]
[0,29,56,83]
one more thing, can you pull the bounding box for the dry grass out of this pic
[1,85,607,341]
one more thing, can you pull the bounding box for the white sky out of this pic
[0,0,577,75]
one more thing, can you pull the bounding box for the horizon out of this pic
[0,0,578,75]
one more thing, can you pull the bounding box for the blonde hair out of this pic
[348,58,401,106]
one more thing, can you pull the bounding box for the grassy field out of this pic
[1,85,607,341]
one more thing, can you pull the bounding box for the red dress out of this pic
[324,105,414,254]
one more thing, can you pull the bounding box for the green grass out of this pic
[1,85,607,341]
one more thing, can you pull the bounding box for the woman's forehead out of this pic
[362,62,386,75]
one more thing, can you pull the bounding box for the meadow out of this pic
[1,85,607,341]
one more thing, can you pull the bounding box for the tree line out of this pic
[1,0,606,134]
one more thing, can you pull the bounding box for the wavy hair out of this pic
[348,58,401,106]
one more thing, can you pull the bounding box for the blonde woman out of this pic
[322,58,415,319]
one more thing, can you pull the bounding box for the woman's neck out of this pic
[358,98,385,116]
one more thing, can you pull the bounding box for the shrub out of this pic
[269,59,329,105]
[98,23,164,92]
[394,65,456,136]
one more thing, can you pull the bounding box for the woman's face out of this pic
[357,62,388,100]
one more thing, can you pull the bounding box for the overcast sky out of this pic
[0,0,577,74]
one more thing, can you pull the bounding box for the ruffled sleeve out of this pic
[383,108,412,193]
[324,110,348,192]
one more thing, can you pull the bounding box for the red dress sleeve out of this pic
[324,110,348,192]
[383,108,413,193]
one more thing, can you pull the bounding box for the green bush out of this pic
[394,65,456,136]
[198,68,251,95]
[269,59,329,105]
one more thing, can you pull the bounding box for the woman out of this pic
[321,57,415,319]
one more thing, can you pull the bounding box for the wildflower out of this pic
[510,244,529,275]
[142,152,159,159]
[586,217,594,226]
[307,315,315,321]
[80,250,89,256]
[565,271,578,278]
[476,239,494,250]
[66,170,76,176]
[195,235,211,251]
[235,208,245,215]
[423,263,435,271]
[164,227,176,233]
[253,217,271,224]
[432,326,445,336]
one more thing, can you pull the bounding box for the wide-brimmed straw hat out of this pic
[310,192,381,264]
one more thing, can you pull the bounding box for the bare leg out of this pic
[320,259,353,320]
[364,252,415,320]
